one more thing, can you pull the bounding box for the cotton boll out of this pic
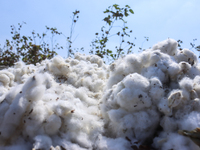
[70,59,79,66]
[123,54,142,74]
[123,73,150,91]
[0,71,14,88]
[149,77,164,103]
[105,60,130,88]
[139,50,161,68]
[33,135,52,150]
[113,74,152,112]
[179,61,191,72]
[142,66,166,83]
[44,114,61,135]
[177,62,191,81]
[74,52,86,60]
[86,54,104,67]
[117,88,151,112]
[59,63,70,75]
[175,49,197,66]
[179,77,193,92]
[12,63,36,84]
[152,38,178,56]
[158,97,172,115]
[112,59,126,75]
[49,56,71,76]
[168,90,182,108]
[52,56,65,65]
[148,51,161,64]
[167,62,181,81]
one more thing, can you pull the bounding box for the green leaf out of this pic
[125,5,130,8]
[103,9,109,13]
[113,4,119,10]
[129,9,134,14]
[124,9,129,17]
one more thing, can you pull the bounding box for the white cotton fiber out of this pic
[48,56,70,76]
[179,77,193,92]
[157,133,198,150]
[142,66,166,83]
[112,73,152,112]
[96,135,131,150]
[0,71,14,88]
[2,39,200,149]
[168,90,182,108]
[152,38,178,56]
[149,77,164,103]
[175,48,197,66]
[160,116,177,132]
[123,73,150,90]
[179,111,200,131]
[0,144,31,150]
[158,97,172,115]
[33,135,52,150]
[193,76,200,97]
[44,114,61,135]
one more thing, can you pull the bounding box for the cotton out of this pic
[1,39,200,150]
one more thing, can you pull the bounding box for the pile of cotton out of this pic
[101,39,200,150]
[1,39,200,150]
[0,54,108,150]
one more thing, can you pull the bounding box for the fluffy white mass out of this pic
[0,39,200,150]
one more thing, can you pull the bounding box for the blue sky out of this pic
[0,0,200,58]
